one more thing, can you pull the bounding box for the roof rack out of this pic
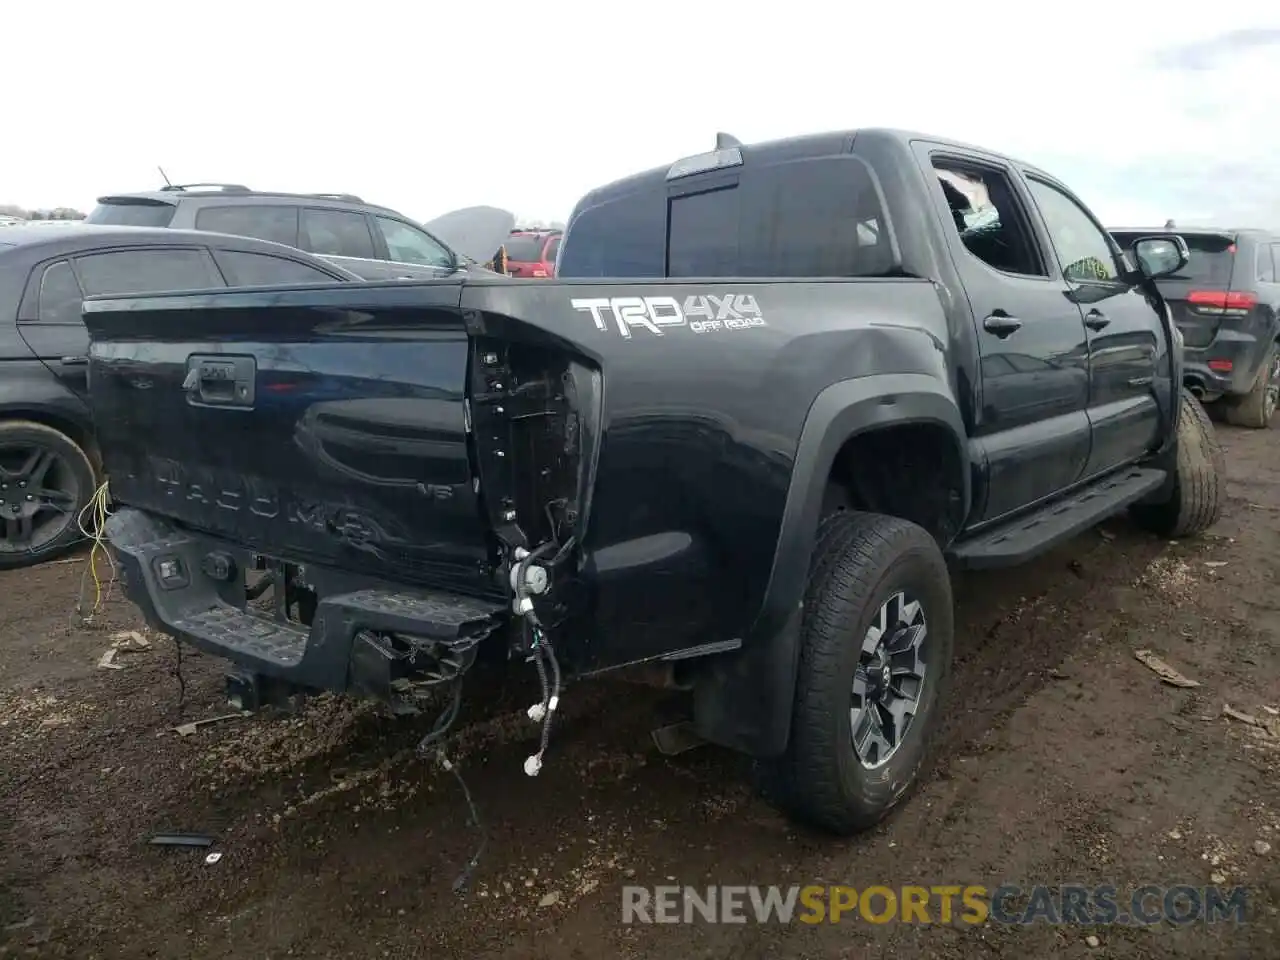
[306,192,364,203]
[159,182,251,194]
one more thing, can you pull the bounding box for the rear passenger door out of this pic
[16,247,223,400]
[1021,175,1164,476]
[15,260,91,400]
[917,144,1092,523]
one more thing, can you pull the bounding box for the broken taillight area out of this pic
[1186,290,1257,317]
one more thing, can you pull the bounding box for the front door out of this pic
[1021,175,1164,477]
[922,147,1092,522]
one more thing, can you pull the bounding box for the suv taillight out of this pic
[1186,290,1256,317]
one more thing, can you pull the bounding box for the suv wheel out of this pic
[1130,387,1225,538]
[1225,342,1279,429]
[756,511,954,834]
[0,420,97,570]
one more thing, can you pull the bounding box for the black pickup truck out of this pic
[85,128,1223,835]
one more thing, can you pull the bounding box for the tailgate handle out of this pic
[183,355,256,408]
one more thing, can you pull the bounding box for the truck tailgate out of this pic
[83,281,496,594]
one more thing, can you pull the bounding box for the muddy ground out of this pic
[2,424,1278,959]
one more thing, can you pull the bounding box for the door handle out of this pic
[59,356,88,366]
[1084,310,1111,331]
[983,314,1023,338]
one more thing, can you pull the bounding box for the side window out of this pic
[1257,244,1276,283]
[301,208,377,260]
[1272,245,1280,282]
[1023,178,1122,284]
[932,160,1045,277]
[373,217,452,267]
[216,250,341,287]
[36,261,85,323]
[74,248,222,297]
[194,205,299,247]
[544,236,561,264]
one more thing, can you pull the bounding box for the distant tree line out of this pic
[0,204,87,221]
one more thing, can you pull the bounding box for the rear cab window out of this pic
[84,199,176,228]
[558,150,894,279]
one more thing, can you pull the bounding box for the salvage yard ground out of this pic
[2,425,1279,960]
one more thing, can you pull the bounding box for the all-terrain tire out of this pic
[755,511,954,835]
[1224,341,1279,429]
[0,420,97,570]
[1129,387,1225,538]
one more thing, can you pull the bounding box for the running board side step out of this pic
[948,466,1167,570]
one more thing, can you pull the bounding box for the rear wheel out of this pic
[756,511,954,835]
[1224,342,1279,429]
[0,420,97,570]
[1130,387,1224,538]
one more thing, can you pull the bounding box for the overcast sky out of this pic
[4,2,1278,228]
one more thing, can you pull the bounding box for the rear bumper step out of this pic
[104,508,507,698]
[949,466,1167,570]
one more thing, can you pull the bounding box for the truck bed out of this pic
[85,274,952,673]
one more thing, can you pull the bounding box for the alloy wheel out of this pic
[849,591,930,769]
[0,443,80,554]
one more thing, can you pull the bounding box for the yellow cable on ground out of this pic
[75,480,115,624]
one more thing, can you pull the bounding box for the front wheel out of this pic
[1130,387,1225,538]
[756,511,954,835]
[0,420,97,570]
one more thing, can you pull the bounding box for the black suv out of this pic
[0,223,360,569]
[1110,226,1280,427]
[84,184,504,280]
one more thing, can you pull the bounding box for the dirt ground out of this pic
[2,425,1278,960]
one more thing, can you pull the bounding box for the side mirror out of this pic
[1131,235,1189,280]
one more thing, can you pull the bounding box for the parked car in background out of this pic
[1110,226,1280,428]
[0,223,361,569]
[502,228,562,277]
[85,184,515,281]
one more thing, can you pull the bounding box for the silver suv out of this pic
[84,184,513,280]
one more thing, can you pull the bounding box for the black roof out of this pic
[572,127,1058,210]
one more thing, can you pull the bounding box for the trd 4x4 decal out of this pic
[570,293,765,339]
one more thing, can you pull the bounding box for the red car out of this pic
[503,229,562,278]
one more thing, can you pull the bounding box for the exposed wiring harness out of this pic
[522,626,562,776]
[414,679,485,895]
[74,480,116,625]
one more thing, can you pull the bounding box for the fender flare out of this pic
[692,373,968,757]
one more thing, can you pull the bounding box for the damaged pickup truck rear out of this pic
[86,128,1223,834]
